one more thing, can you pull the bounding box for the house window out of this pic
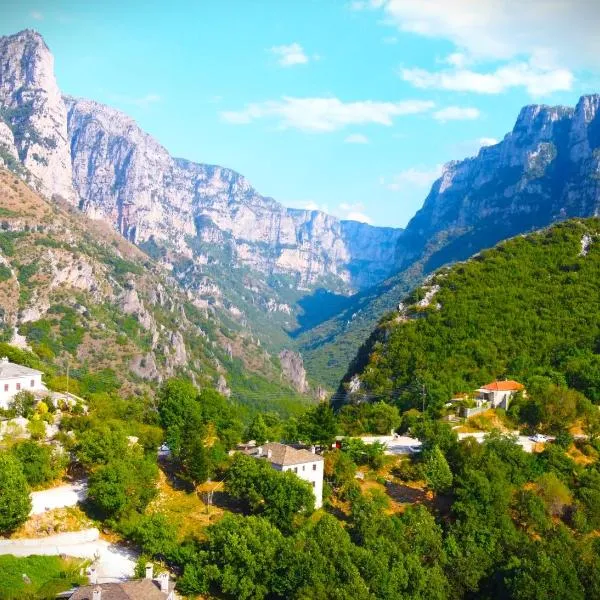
[3,384,8,392]
[30,379,34,387]
[312,481,315,488]
[312,464,317,471]
[294,467,298,473]
[302,465,305,471]
[16,383,20,391]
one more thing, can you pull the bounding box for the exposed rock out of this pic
[278,349,308,393]
[0,30,75,201]
[129,352,160,381]
[216,374,231,397]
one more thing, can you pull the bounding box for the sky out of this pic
[1,0,600,228]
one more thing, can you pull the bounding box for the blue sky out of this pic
[2,0,599,227]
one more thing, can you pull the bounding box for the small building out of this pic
[475,380,524,410]
[0,357,46,410]
[67,564,175,600]
[246,442,324,509]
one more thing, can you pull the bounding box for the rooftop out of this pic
[68,579,171,600]
[246,442,323,466]
[480,380,524,392]
[0,357,43,379]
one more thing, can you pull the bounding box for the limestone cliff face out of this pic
[278,349,308,394]
[397,96,600,269]
[64,96,402,291]
[0,30,74,202]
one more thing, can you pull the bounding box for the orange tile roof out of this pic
[481,380,524,392]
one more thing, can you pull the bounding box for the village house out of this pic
[246,442,324,509]
[65,564,176,600]
[0,357,46,410]
[475,380,525,410]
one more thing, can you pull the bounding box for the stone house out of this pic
[246,442,324,509]
[0,357,46,410]
[475,380,524,410]
[66,564,175,599]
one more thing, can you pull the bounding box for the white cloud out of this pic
[221,97,435,132]
[109,93,162,109]
[30,10,43,20]
[302,201,330,212]
[344,133,369,144]
[401,62,574,97]
[433,106,481,122]
[452,137,499,157]
[384,165,443,192]
[345,211,373,224]
[270,43,309,67]
[479,137,498,147]
[378,0,600,68]
[337,202,373,224]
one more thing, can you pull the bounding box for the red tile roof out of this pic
[481,380,524,392]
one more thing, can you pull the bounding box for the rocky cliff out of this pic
[396,96,600,270]
[64,96,402,292]
[0,30,75,203]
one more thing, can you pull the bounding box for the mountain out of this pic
[0,166,312,416]
[0,29,404,377]
[340,217,600,409]
[300,95,600,388]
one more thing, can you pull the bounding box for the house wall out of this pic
[281,459,324,509]
[0,373,45,410]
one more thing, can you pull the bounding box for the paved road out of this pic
[359,435,423,455]
[30,480,88,515]
[0,529,137,581]
[456,431,542,453]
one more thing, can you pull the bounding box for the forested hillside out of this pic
[345,218,600,411]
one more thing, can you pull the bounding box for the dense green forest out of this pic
[348,218,600,412]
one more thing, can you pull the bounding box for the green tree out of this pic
[0,453,31,533]
[8,390,36,418]
[298,402,337,446]
[247,415,269,445]
[87,456,157,520]
[75,423,130,468]
[422,445,453,493]
[11,440,63,487]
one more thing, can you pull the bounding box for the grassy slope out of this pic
[0,555,86,599]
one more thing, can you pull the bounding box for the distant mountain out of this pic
[0,167,312,415]
[300,95,600,387]
[0,30,404,372]
[339,218,600,410]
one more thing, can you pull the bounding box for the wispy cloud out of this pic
[344,133,369,144]
[270,43,309,67]
[376,0,600,69]
[109,93,162,109]
[433,106,481,122]
[30,10,43,20]
[452,137,499,157]
[383,164,444,192]
[221,97,435,132]
[338,202,373,224]
[401,62,573,97]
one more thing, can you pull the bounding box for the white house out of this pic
[247,442,324,509]
[0,357,46,410]
[475,380,524,410]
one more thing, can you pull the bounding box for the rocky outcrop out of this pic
[64,96,403,291]
[0,30,75,202]
[278,349,308,393]
[396,96,600,270]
